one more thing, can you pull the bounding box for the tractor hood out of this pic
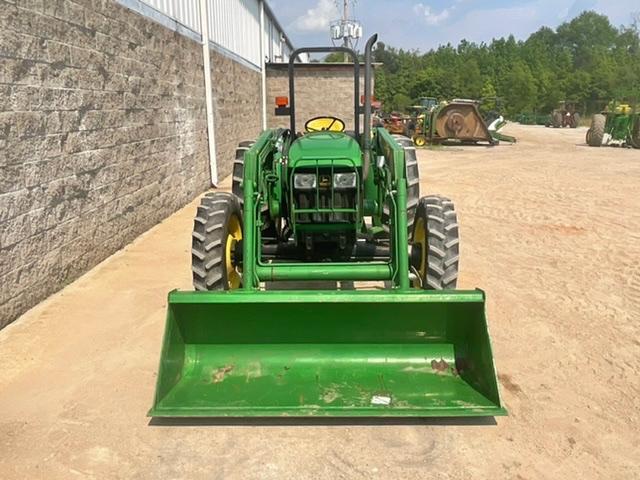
[288,132,362,168]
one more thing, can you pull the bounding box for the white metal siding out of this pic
[136,0,300,66]
[209,0,261,66]
[141,0,201,33]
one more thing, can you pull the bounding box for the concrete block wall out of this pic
[266,63,368,133]
[0,0,261,329]
[211,50,261,181]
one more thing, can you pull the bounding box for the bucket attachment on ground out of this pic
[149,290,505,418]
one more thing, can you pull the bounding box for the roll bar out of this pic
[285,34,378,143]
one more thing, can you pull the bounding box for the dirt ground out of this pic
[1,124,639,479]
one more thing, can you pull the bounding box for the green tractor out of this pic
[548,101,580,128]
[586,102,640,149]
[149,35,505,418]
[412,96,439,114]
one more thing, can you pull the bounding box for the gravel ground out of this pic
[1,124,639,479]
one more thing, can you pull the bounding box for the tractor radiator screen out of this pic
[295,190,355,223]
[293,169,357,224]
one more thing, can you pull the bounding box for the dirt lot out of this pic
[1,124,639,479]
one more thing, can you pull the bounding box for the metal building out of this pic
[116,0,308,185]
[117,0,309,66]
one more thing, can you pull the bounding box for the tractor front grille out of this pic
[291,166,359,226]
[295,188,356,223]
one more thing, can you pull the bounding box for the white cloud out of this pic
[291,0,338,32]
[413,3,452,26]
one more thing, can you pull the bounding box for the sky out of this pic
[267,0,639,51]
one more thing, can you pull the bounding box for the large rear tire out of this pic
[232,140,271,223]
[587,114,605,147]
[630,117,640,149]
[192,192,243,291]
[411,195,459,290]
[383,135,420,234]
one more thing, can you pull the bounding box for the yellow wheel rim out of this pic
[415,136,426,147]
[413,217,427,288]
[225,214,242,289]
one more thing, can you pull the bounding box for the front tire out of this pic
[192,192,243,291]
[411,195,459,290]
[413,134,427,147]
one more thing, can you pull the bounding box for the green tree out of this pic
[371,11,640,116]
[324,52,347,63]
[501,61,538,115]
[480,80,497,110]
[390,93,412,112]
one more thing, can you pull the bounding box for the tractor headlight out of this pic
[294,173,317,189]
[333,172,357,189]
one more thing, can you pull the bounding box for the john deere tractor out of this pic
[149,35,505,418]
[586,102,640,149]
[549,101,580,128]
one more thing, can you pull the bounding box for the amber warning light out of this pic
[275,96,289,107]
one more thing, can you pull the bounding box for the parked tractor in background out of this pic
[399,97,439,145]
[149,35,505,419]
[586,102,640,148]
[548,101,580,128]
[381,112,412,136]
[413,96,439,114]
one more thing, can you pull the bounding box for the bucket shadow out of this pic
[148,416,497,427]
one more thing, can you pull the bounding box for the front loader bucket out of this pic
[149,290,506,418]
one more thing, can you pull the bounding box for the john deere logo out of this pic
[319,175,331,188]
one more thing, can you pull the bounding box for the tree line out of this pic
[366,11,640,117]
